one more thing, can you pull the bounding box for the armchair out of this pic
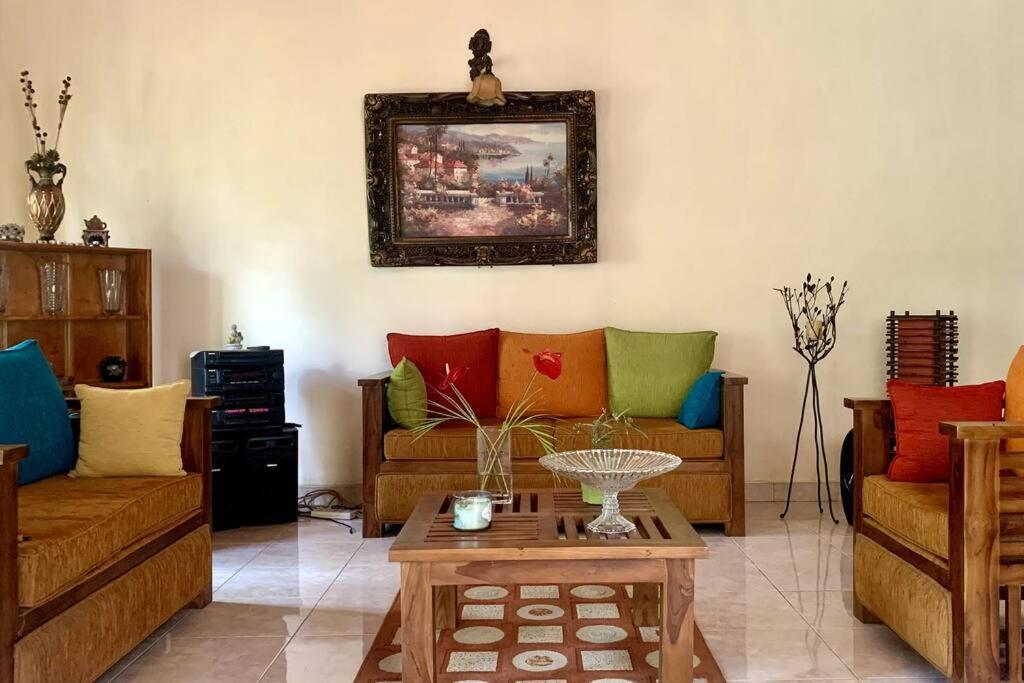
[846,396,1024,682]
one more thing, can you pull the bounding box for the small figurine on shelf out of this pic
[99,356,126,382]
[82,215,110,247]
[226,324,244,350]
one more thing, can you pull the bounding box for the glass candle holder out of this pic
[452,490,492,531]
[98,269,126,315]
[38,261,69,316]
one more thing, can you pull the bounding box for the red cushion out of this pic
[387,328,499,418]
[887,380,1006,482]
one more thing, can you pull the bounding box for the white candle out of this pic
[453,491,492,530]
[805,319,824,342]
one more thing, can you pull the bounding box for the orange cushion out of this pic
[1008,346,1024,452]
[497,330,607,417]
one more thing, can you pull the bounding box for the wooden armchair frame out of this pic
[360,371,748,538]
[846,397,1024,682]
[0,396,219,683]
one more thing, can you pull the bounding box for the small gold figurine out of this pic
[466,29,506,107]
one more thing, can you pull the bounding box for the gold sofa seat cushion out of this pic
[16,473,202,607]
[384,417,723,462]
[384,418,555,460]
[862,475,948,559]
[553,417,723,460]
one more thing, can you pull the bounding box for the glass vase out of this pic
[38,261,68,315]
[477,425,512,504]
[98,268,126,314]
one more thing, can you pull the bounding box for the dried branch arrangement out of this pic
[19,70,72,174]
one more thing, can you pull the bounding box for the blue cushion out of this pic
[677,370,724,429]
[0,340,75,485]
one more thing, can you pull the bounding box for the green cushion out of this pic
[387,357,428,428]
[604,328,717,418]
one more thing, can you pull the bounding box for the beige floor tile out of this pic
[703,627,855,680]
[214,565,340,602]
[817,625,944,679]
[249,539,361,569]
[258,635,375,682]
[171,599,314,638]
[115,634,286,682]
[295,582,397,637]
[780,590,872,630]
[735,536,853,591]
[695,587,810,630]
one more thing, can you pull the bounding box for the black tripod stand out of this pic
[775,275,849,521]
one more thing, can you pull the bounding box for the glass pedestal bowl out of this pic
[539,449,682,534]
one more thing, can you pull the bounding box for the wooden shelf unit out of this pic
[0,242,152,391]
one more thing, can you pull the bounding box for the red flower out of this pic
[438,363,469,391]
[533,349,563,380]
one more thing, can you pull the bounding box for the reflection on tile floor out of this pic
[99,502,946,682]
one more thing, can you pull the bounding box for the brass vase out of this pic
[27,164,67,242]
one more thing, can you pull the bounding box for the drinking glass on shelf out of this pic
[38,261,69,316]
[98,269,126,315]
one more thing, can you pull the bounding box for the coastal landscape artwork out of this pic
[364,90,597,267]
[395,122,569,238]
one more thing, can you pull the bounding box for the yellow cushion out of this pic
[16,474,202,607]
[384,418,555,460]
[862,475,948,559]
[554,417,724,460]
[71,380,190,477]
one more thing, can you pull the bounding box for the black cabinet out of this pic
[210,424,299,530]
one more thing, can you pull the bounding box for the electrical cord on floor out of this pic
[297,488,362,534]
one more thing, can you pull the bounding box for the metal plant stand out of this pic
[775,274,849,521]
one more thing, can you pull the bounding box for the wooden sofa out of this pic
[360,372,747,538]
[1,396,218,683]
[847,396,1024,682]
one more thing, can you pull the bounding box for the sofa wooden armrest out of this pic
[939,421,1024,440]
[0,446,28,681]
[721,371,747,536]
[359,373,392,538]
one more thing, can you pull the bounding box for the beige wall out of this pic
[2,0,1022,487]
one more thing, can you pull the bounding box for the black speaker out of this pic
[210,424,299,530]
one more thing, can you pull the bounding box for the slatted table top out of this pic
[389,488,709,562]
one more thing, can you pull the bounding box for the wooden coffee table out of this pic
[389,488,709,682]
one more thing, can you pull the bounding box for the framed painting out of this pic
[364,90,597,267]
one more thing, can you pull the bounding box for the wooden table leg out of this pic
[660,559,695,683]
[400,562,435,682]
[434,585,457,629]
[632,583,660,626]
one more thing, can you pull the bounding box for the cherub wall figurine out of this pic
[466,29,506,106]
[226,324,244,350]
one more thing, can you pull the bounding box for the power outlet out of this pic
[310,509,357,521]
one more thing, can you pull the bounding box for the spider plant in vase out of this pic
[412,350,563,504]
[571,410,646,504]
